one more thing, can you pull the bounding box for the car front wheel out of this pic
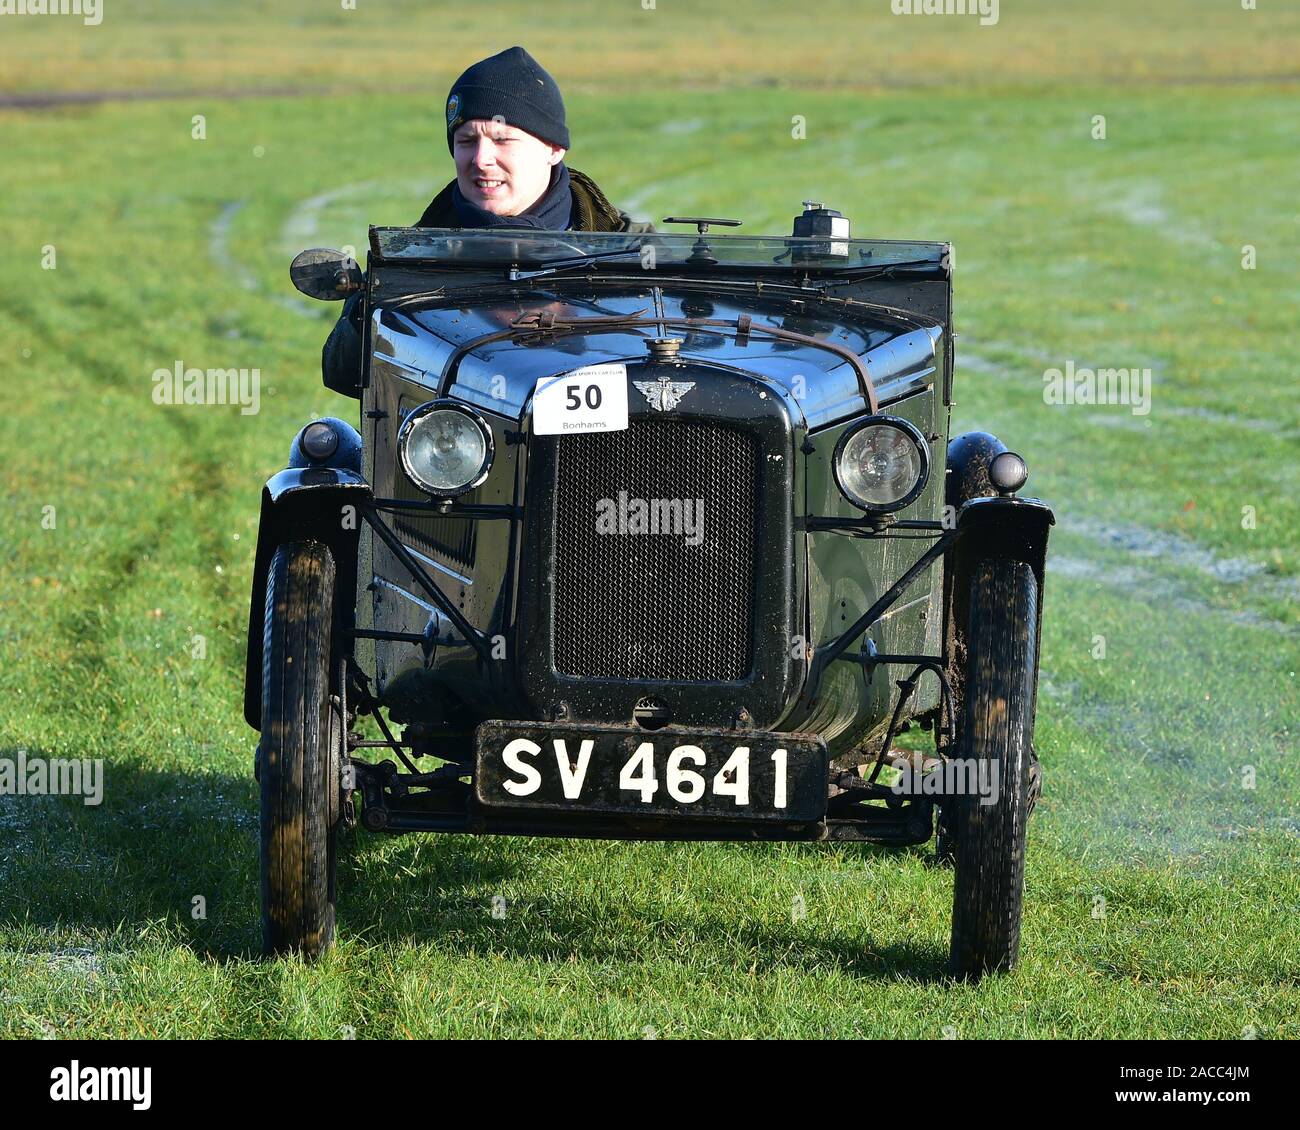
[259,540,340,958]
[947,557,1037,979]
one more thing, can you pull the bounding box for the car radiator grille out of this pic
[552,418,760,682]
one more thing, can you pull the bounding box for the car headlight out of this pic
[398,400,494,497]
[833,416,929,512]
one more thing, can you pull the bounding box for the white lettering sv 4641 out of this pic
[499,738,789,809]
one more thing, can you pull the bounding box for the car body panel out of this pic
[345,230,953,758]
[252,227,1050,777]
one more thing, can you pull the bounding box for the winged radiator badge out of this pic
[634,377,696,412]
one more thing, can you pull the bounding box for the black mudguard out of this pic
[244,421,371,730]
[943,431,1054,730]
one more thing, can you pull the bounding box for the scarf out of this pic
[450,163,573,230]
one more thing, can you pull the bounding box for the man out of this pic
[323,46,651,395]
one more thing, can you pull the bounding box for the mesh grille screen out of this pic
[552,418,758,681]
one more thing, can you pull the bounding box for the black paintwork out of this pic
[249,226,1054,844]
[243,419,368,730]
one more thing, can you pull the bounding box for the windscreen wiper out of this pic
[509,247,648,281]
[812,258,949,280]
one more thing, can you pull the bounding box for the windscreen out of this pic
[370,227,945,273]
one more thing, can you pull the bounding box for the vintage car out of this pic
[247,206,1053,977]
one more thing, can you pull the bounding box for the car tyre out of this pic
[259,541,339,959]
[948,558,1036,980]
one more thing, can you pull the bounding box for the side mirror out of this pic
[290,248,365,301]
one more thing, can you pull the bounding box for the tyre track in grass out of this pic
[16,422,241,732]
[1,270,268,733]
[959,346,1300,440]
[215,181,442,322]
[953,383,1299,861]
[952,315,1298,829]
[3,359,266,953]
[210,200,319,319]
[958,338,1298,612]
[277,177,435,259]
[1046,514,1300,637]
[1034,640,1297,866]
[1063,516,1300,596]
[1048,554,1297,636]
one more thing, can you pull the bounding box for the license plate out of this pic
[474,721,828,823]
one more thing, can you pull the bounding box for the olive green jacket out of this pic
[323,169,652,394]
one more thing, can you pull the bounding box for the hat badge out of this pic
[446,93,461,127]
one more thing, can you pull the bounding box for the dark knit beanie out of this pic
[445,46,570,154]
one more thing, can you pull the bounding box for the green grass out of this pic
[3,0,1297,95]
[1,2,1298,1038]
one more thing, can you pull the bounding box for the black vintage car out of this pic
[247,206,1052,977]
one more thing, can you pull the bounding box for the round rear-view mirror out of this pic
[290,248,365,301]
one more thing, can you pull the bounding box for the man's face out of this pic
[453,119,566,216]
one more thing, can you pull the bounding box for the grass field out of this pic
[1,1,1297,1038]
